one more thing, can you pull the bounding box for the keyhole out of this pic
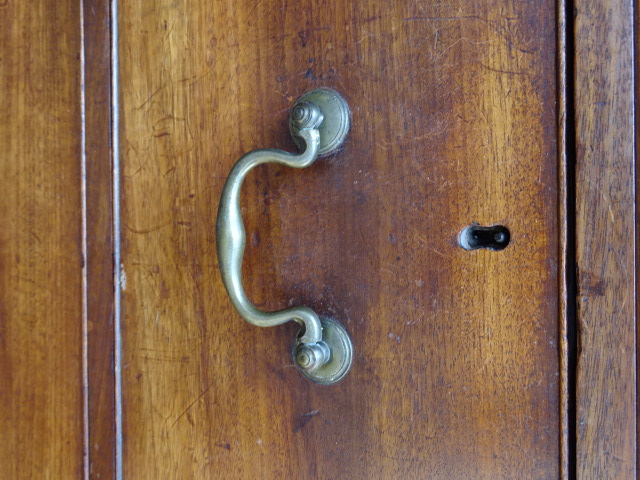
[459,224,511,251]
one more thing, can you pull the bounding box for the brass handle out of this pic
[216,88,353,385]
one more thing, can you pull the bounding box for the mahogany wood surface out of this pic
[574,0,637,477]
[119,0,561,478]
[0,1,85,477]
[83,0,117,477]
[3,0,639,478]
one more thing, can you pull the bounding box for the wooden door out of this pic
[2,0,638,478]
[119,1,560,478]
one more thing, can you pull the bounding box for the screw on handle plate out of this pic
[293,317,353,385]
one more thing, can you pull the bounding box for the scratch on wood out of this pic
[404,15,496,25]
[124,219,173,234]
[292,410,320,433]
[170,381,216,430]
[135,84,166,111]
[248,0,264,18]
[480,63,533,76]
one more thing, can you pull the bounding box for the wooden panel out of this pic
[574,0,637,477]
[0,1,84,478]
[83,0,117,477]
[119,1,560,478]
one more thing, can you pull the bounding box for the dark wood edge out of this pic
[573,0,637,476]
[82,0,116,477]
[636,0,639,474]
[557,0,571,477]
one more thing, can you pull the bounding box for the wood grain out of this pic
[119,1,560,478]
[83,0,117,477]
[0,1,84,477]
[574,0,637,477]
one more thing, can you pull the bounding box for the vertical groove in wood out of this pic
[82,0,116,477]
[111,0,124,477]
[574,0,637,477]
[0,1,85,477]
[635,0,640,474]
[557,0,571,477]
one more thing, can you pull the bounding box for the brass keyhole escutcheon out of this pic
[459,224,511,251]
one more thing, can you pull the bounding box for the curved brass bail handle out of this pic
[216,113,323,344]
[216,88,353,385]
